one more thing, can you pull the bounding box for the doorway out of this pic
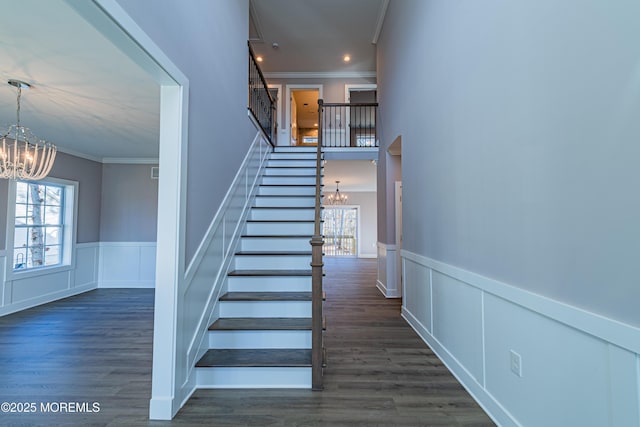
[285,84,323,146]
[322,206,359,257]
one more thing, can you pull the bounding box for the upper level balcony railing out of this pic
[248,42,276,145]
[318,100,378,149]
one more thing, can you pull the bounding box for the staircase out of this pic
[196,146,321,388]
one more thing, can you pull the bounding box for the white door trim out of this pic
[72,0,189,420]
[344,83,377,103]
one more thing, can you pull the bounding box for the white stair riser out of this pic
[261,176,318,186]
[245,221,314,235]
[219,301,311,318]
[208,330,311,349]
[255,197,315,207]
[258,186,315,196]
[240,237,311,251]
[233,255,311,270]
[264,167,317,176]
[227,275,312,292]
[267,159,316,168]
[270,153,317,160]
[196,367,311,388]
[250,208,315,221]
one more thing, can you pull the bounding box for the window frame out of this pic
[5,177,78,281]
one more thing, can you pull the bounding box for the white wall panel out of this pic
[401,249,640,427]
[432,270,484,385]
[0,243,99,317]
[75,244,99,287]
[98,242,156,288]
[402,257,431,333]
[376,242,399,298]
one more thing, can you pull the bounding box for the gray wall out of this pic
[377,0,640,326]
[100,164,158,242]
[48,152,103,243]
[116,0,255,263]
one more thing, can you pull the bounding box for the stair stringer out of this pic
[179,132,272,405]
[195,145,321,389]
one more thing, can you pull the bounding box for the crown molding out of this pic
[56,146,103,163]
[264,71,376,79]
[372,0,390,44]
[102,157,159,164]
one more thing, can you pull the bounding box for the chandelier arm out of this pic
[2,80,57,181]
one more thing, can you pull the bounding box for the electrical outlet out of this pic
[510,350,522,377]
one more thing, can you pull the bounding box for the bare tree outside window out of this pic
[13,181,63,270]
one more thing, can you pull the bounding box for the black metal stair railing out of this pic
[248,42,276,146]
[318,101,379,148]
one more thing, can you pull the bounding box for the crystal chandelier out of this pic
[326,180,348,205]
[0,79,57,180]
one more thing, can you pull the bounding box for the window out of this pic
[322,207,358,257]
[7,178,77,275]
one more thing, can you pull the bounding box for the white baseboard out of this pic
[401,249,640,427]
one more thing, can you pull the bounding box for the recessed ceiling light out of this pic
[314,123,318,127]
[256,56,264,62]
[343,54,351,63]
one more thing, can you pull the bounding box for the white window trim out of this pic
[5,177,79,281]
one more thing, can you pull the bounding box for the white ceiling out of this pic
[250,0,386,74]
[324,159,377,192]
[0,0,385,164]
[0,0,160,162]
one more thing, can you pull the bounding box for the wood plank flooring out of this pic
[0,258,494,426]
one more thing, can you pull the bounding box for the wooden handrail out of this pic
[311,100,325,390]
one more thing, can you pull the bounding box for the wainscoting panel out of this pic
[376,242,399,298]
[75,243,99,288]
[98,242,157,288]
[432,270,484,385]
[0,243,99,317]
[401,249,640,427]
[402,256,431,333]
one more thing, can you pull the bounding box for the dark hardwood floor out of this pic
[0,258,494,426]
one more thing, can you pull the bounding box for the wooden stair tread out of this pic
[246,219,315,223]
[220,292,311,301]
[196,349,312,368]
[209,317,312,331]
[262,175,321,178]
[260,184,320,187]
[251,206,320,210]
[228,269,312,277]
[235,251,312,256]
[255,194,317,198]
[266,165,317,168]
[241,234,312,238]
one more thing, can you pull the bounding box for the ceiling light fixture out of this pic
[326,180,348,205]
[1,80,57,180]
[256,55,264,62]
[343,54,351,63]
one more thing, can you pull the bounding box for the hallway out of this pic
[0,258,494,426]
